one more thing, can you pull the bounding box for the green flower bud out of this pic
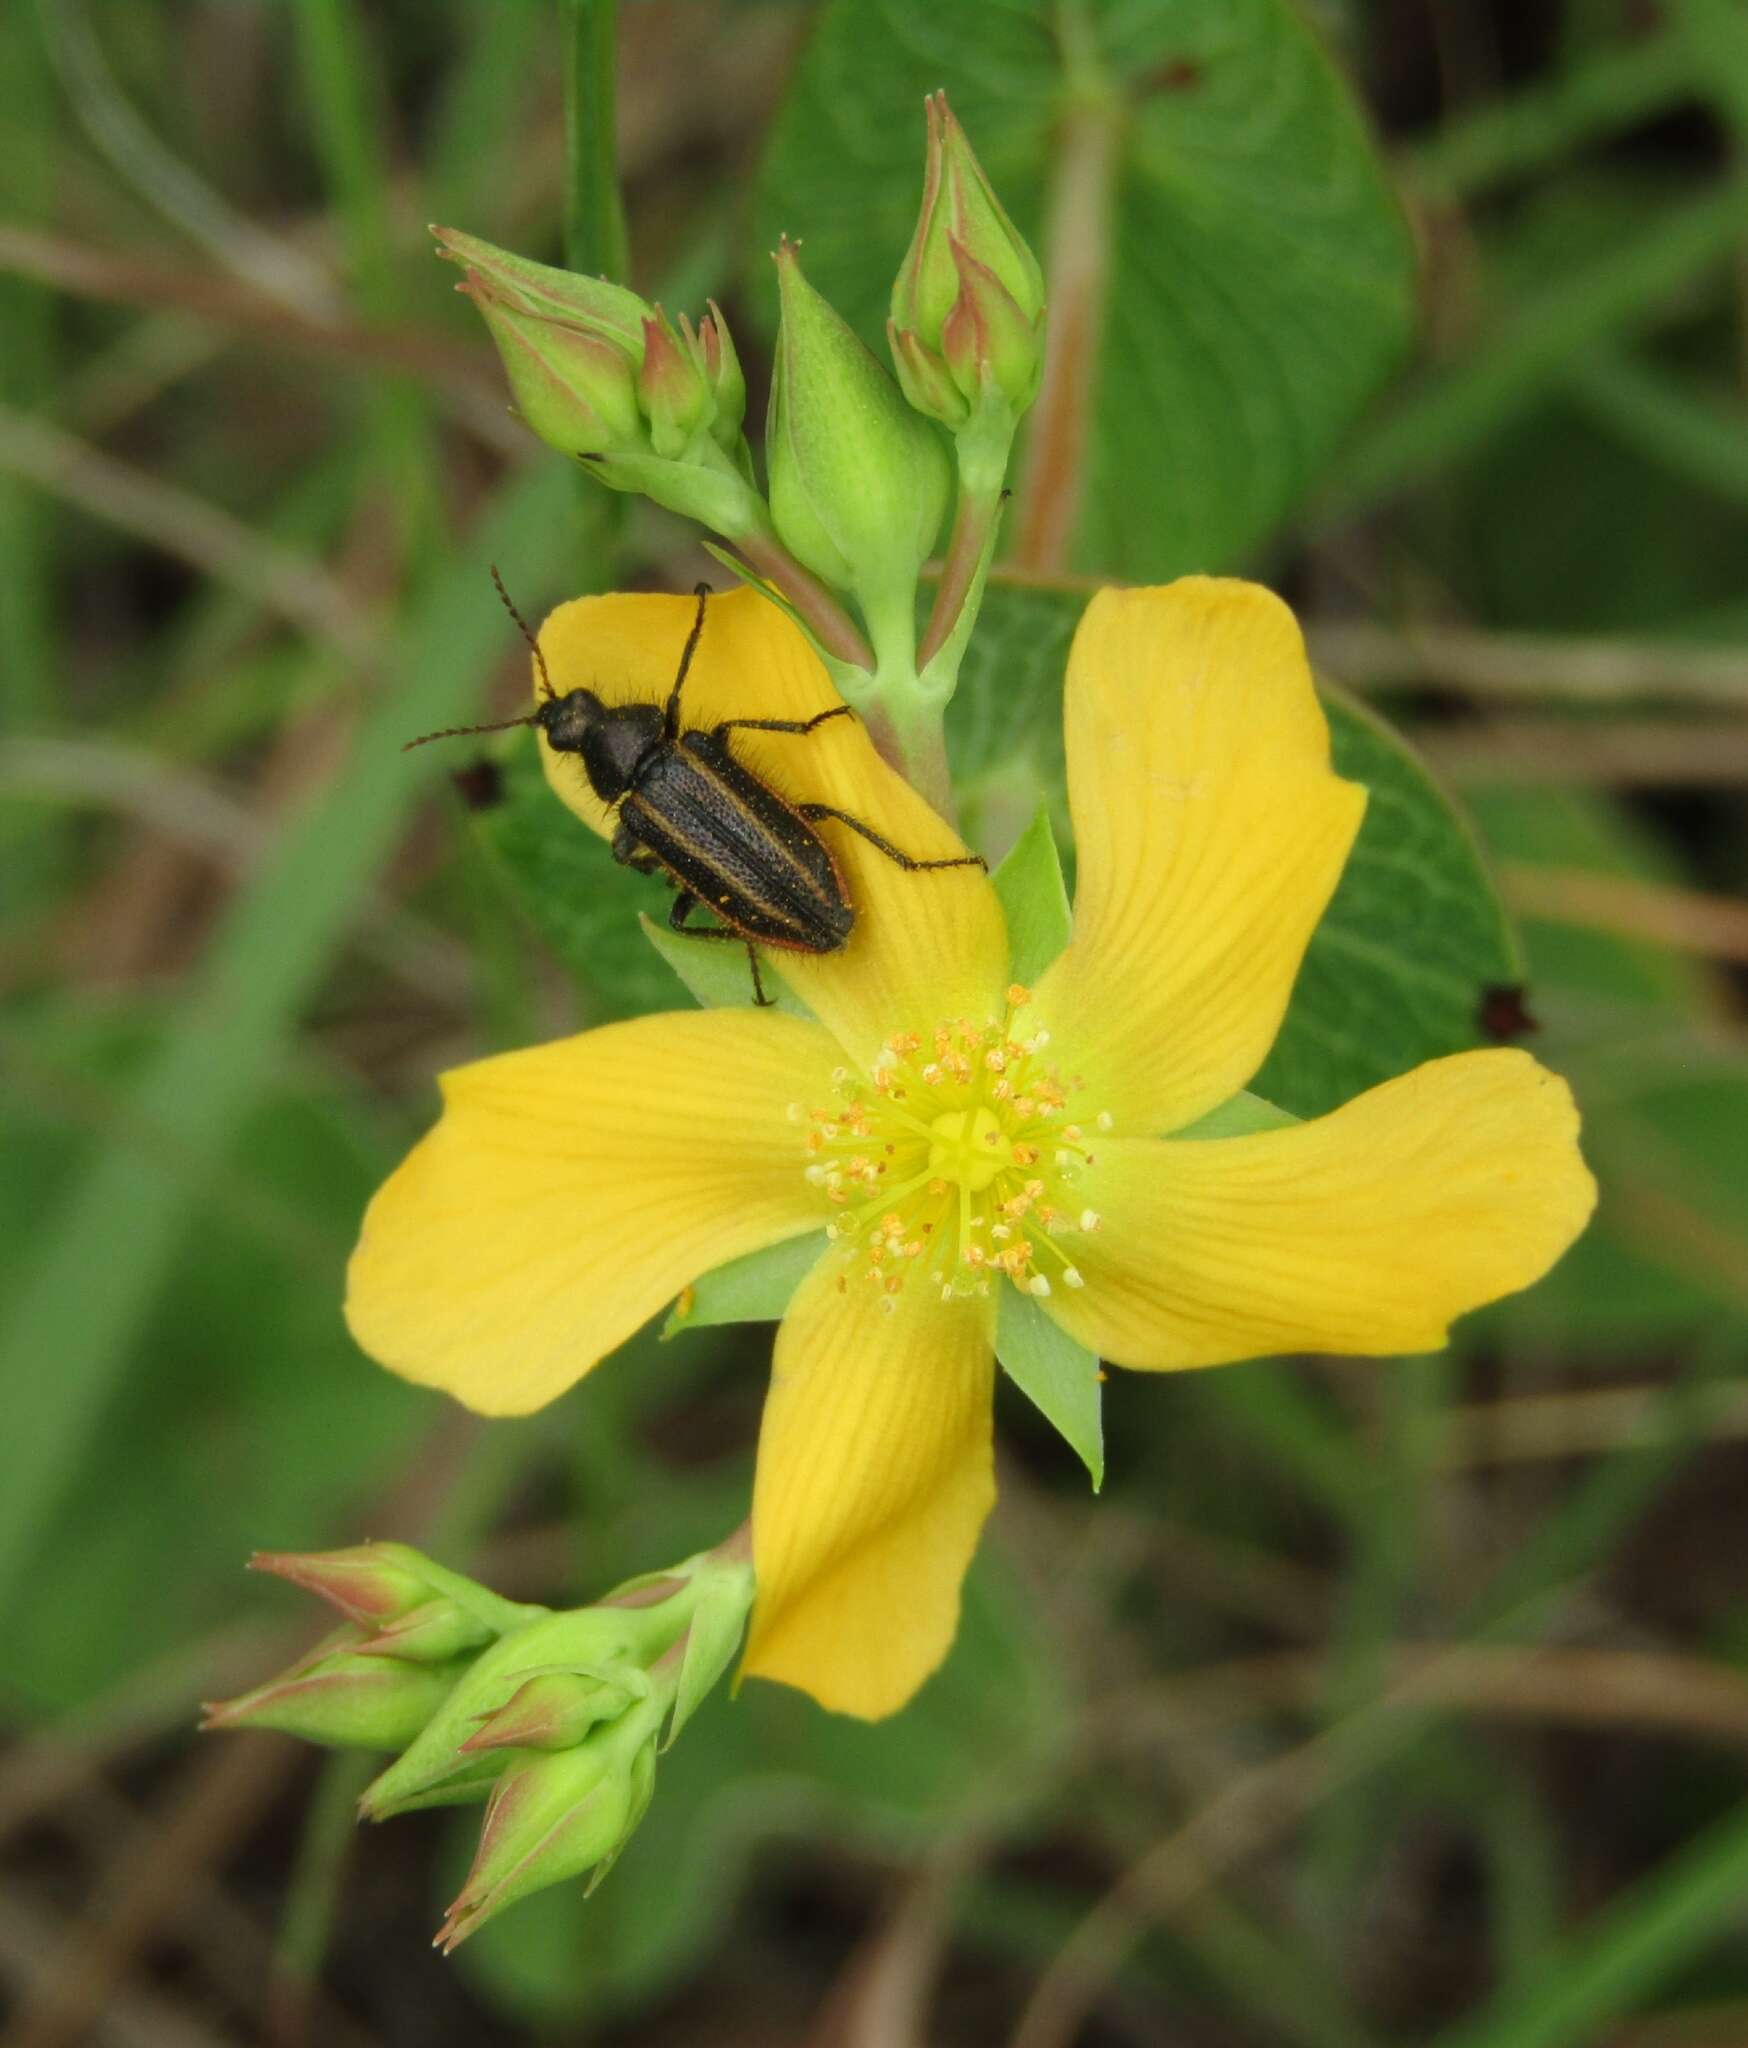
[688,301,747,452]
[434,227,649,454]
[888,93,1045,429]
[940,239,1045,411]
[436,1704,660,1952]
[249,1543,438,1628]
[350,1595,496,1667]
[249,1542,531,1661]
[461,1669,638,1755]
[637,308,713,459]
[360,1603,679,1821]
[435,226,768,538]
[767,238,950,657]
[200,1627,463,1752]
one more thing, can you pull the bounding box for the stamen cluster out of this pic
[793,987,1107,1309]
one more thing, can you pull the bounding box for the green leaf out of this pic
[991,802,1071,984]
[663,1231,828,1339]
[948,581,1522,1118]
[1174,1091,1302,1140]
[637,915,814,1020]
[996,1286,1103,1490]
[473,748,698,1022]
[759,0,1414,577]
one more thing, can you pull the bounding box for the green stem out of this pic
[733,526,874,669]
[920,403,1015,680]
[561,0,629,283]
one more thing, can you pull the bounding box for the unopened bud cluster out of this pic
[437,90,1043,736]
[203,1536,755,1949]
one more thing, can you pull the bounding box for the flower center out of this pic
[926,1107,1006,1192]
[794,985,1108,1308]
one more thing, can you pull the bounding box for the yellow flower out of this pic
[347,581,1596,1720]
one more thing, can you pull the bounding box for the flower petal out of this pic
[1046,1049,1596,1368]
[1033,580,1367,1136]
[346,1009,839,1416]
[535,587,1006,1061]
[742,1256,996,1720]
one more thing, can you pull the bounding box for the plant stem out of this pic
[561,0,629,284]
[734,528,875,669]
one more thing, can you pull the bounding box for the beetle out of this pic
[408,576,985,1004]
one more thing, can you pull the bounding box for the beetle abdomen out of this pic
[621,737,853,953]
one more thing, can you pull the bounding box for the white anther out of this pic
[1063,1266,1084,1289]
[1080,1208,1102,1232]
[1096,1110,1114,1132]
[1028,1274,1052,1297]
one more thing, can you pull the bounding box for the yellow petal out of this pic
[1033,580,1367,1136]
[1046,1049,1596,1368]
[346,1009,838,1415]
[535,586,1006,1062]
[742,1255,996,1719]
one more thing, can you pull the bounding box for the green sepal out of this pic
[637,913,813,1019]
[996,1286,1104,1491]
[663,1230,828,1339]
[991,803,1072,986]
[1173,1092,1303,1140]
[578,444,767,539]
[662,1554,756,1748]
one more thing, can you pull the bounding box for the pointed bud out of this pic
[940,239,1044,410]
[435,1709,660,1951]
[767,239,950,649]
[360,1603,675,1821]
[892,93,1043,340]
[249,1543,435,1628]
[889,94,1045,429]
[350,1595,497,1667]
[200,1629,461,1752]
[637,309,713,458]
[461,1670,637,1755]
[694,302,747,450]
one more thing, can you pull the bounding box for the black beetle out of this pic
[408,576,984,1004]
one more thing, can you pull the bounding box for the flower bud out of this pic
[436,1707,660,1952]
[690,302,747,451]
[461,1670,638,1755]
[637,309,713,459]
[200,1628,462,1752]
[888,93,1045,427]
[249,1542,528,1664]
[435,227,649,455]
[767,238,950,650]
[350,1596,496,1666]
[249,1543,436,1628]
[360,1603,676,1821]
[434,227,768,537]
[940,239,1044,411]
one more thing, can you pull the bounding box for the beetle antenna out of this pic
[490,564,556,702]
[402,712,540,753]
[662,581,711,738]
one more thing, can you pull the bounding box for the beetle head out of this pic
[537,690,664,803]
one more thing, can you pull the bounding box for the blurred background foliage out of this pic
[5,1,1748,2043]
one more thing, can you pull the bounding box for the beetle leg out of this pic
[712,706,854,741]
[668,891,773,1006]
[610,821,662,874]
[661,583,712,740]
[795,804,987,874]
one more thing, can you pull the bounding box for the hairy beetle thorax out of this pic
[539,690,665,804]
